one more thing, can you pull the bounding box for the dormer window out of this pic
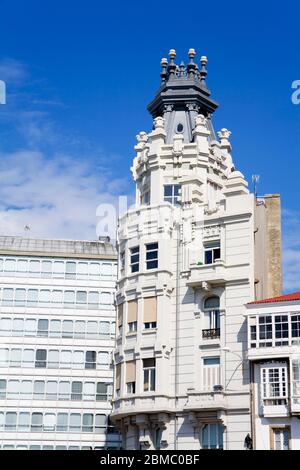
[164,185,181,206]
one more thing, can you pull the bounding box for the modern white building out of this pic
[246,292,300,450]
[111,49,282,450]
[0,236,121,450]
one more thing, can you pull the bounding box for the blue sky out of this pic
[0,0,299,291]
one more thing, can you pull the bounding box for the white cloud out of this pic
[282,208,300,293]
[0,149,130,240]
[0,58,132,241]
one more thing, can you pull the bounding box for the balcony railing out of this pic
[202,328,220,340]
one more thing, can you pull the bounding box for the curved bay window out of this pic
[203,296,220,340]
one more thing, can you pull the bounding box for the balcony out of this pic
[111,394,173,418]
[202,328,220,340]
[184,388,226,411]
[186,260,250,288]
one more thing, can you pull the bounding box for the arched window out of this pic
[203,296,220,338]
[204,296,219,310]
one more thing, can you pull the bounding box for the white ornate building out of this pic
[246,292,300,450]
[111,49,282,450]
[0,236,121,450]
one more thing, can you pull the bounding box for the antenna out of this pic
[252,175,260,199]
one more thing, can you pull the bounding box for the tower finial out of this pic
[200,55,208,86]
[168,49,177,77]
[160,58,168,84]
[187,48,196,77]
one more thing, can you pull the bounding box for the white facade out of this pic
[0,236,121,450]
[246,296,300,450]
[111,49,269,450]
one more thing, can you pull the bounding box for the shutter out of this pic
[126,361,136,383]
[117,303,123,327]
[127,300,137,323]
[115,363,121,390]
[144,297,157,323]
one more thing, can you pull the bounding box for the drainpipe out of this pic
[174,216,182,450]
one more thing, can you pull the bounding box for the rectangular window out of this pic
[259,316,273,347]
[43,413,56,431]
[130,247,140,273]
[271,427,290,450]
[85,351,96,369]
[35,349,47,368]
[66,261,76,279]
[204,241,221,264]
[69,413,81,432]
[19,412,30,431]
[58,381,70,400]
[146,243,158,270]
[21,380,32,398]
[23,349,34,367]
[144,321,157,329]
[71,381,83,400]
[143,358,156,392]
[96,382,107,401]
[203,357,221,390]
[164,184,181,206]
[202,423,224,449]
[12,318,24,337]
[5,412,17,431]
[274,315,289,346]
[0,379,6,398]
[31,412,43,432]
[291,314,300,341]
[15,288,26,305]
[261,364,288,405]
[127,382,136,394]
[84,382,96,401]
[128,321,137,333]
[27,289,38,305]
[2,288,13,305]
[90,262,101,279]
[33,380,45,399]
[62,320,73,338]
[46,381,57,400]
[57,413,68,432]
[37,319,49,337]
[82,413,93,433]
[48,349,59,368]
[50,320,61,338]
[95,414,106,434]
[11,348,22,367]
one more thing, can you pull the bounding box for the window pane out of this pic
[0,379,6,398]
[0,317,12,334]
[5,412,17,430]
[15,288,26,303]
[58,381,70,400]
[17,259,28,273]
[64,290,75,305]
[101,263,111,277]
[44,413,56,431]
[74,321,85,338]
[41,260,52,273]
[37,319,49,337]
[12,318,24,336]
[53,261,64,274]
[35,349,47,368]
[203,357,220,366]
[46,381,58,399]
[29,260,40,273]
[50,320,61,337]
[31,412,43,431]
[40,290,51,303]
[52,290,63,303]
[24,319,36,336]
[87,321,97,338]
[57,413,68,431]
[88,291,99,306]
[21,380,32,397]
[76,291,87,304]
[82,413,93,432]
[61,350,72,367]
[99,322,110,336]
[33,380,45,399]
[66,262,76,274]
[48,350,59,368]
[4,259,15,272]
[95,414,106,433]
[77,262,88,275]
[70,413,81,431]
[73,350,84,369]
[27,289,38,303]
[62,320,73,338]
[90,263,100,276]
[19,412,30,430]
[100,292,111,305]
[84,382,95,400]
[23,349,34,367]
